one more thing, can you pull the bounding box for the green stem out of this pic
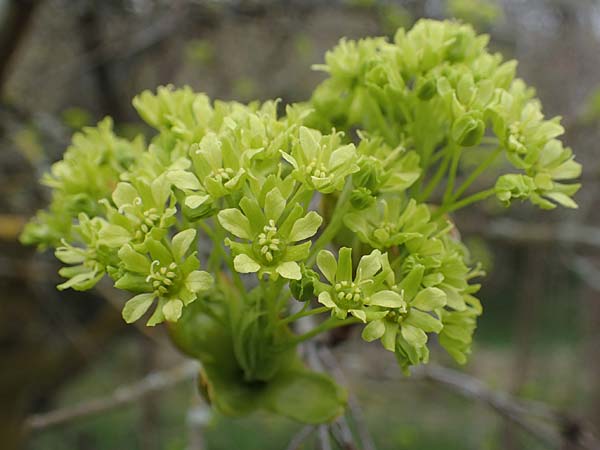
[306,179,353,267]
[200,220,245,294]
[280,306,329,326]
[450,146,502,202]
[418,151,451,202]
[433,187,496,218]
[442,145,461,204]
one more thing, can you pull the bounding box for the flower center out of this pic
[211,167,235,183]
[146,261,178,296]
[333,280,363,309]
[254,220,285,264]
[134,208,161,241]
[507,123,527,154]
[306,159,329,178]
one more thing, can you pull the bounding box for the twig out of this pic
[319,346,377,450]
[458,217,600,249]
[285,425,315,450]
[407,364,599,450]
[24,360,199,433]
[318,425,332,450]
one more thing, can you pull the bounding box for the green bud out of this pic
[417,78,437,101]
[354,157,384,192]
[350,187,376,210]
[290,266,319,302]
[451,113,485,147]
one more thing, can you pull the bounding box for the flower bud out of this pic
[354,157,385,192]
[290,266,319,302]
[350,187,376,210]
[451,113,485,147]
[417,78,437,101]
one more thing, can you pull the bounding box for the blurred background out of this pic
[1,0,600,449]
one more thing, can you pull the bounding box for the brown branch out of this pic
[285,425,316,450]
[458,217,600,249]
[408,364,599,450]
[0,0,42,93]
[318,346,377,450]
[24,360,199,433]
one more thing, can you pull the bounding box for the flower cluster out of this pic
[309,19,581,210]
[21,20,581,423]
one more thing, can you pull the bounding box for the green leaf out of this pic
[217,209,252,240]
[289,211,323,242]
[122,293,155,323]
[362,319,385,341]
[411,287,446,311]
[233,254,261,273]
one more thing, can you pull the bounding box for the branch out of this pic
[319,346,377,450]
[24,360,199,433]
[458,217,600,249]
[0,0,42,93]
[409,364,599,450]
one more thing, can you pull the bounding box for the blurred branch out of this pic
[285,425,315,450]
[459,217,600,249]
[75,2,125,120]
[0,0,42,93]
[409,364,599,450]
[24,360,199,433]
[571,255,600,292]
[319,346,376,450]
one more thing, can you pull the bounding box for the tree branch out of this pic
[24,360,199,433]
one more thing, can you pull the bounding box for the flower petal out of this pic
[362,319,385,342]
[186,270,214,292]
[369,290,406,308]
[318,291,336,308]
[356,250,382,281]
[264,188,286,222]
[233,254,261,273]
[217,208,252,240]
[317,250,337,284]
[171,229,196,260]
[350,309,367,323]
[276,261,302,280]
[162,299,183,322]
[289,211,323,242]
[411,287,447,311]
[122,293,155,324]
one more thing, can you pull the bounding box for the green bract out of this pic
[22,20,581,424]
